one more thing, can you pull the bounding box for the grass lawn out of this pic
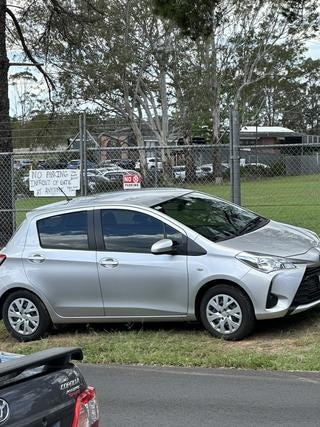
[15,197,63,225]
[5,174,320,371]
[1,309,320,371]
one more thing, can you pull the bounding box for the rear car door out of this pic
[95,208,189,317]
[23,209,104,317]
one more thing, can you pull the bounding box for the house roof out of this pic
[240,126,304,139]
[240,126,295,134]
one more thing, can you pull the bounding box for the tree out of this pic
[152,0,317,35]
[240,54,320,134]
[9,71,44,121]
[153,0,319,184]
[22,0,193,180]
[0,0,102,245]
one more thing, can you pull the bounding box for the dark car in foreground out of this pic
[0,347,99,426]
[1,188,320,342]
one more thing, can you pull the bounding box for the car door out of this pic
[23,209,104,318]
[95,208,189,317]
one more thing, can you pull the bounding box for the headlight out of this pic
[236,252,296,273]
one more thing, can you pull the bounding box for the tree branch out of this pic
[6,6,55,102]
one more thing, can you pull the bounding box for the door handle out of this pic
[99,258,119,268]
[27,254,45,263]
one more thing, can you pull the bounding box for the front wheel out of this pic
[199,285,256,341]
[2,290,52,342]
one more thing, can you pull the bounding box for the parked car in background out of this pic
[1,188,320,342]
[115,159,136,170]
[198,163,230,178]
[135,157,163,171]
[99,159,136,170]
[14,159,32,170]
[67,159,97,169]
[88,169,141,192]
[0,347,99,426]
[172,165,186,181]
[242,162,270,169]
[33,160,68,170]
[172,165,217,182]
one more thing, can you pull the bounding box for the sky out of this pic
[306,40,320,58]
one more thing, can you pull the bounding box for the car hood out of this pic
[219,220,319,258]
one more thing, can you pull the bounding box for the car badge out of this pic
[0,399,10,424]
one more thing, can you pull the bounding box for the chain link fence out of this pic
[1,116,320,246]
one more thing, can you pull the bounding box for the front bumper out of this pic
[254,263,320,320]
[289,263,320,314]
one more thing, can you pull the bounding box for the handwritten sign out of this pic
[29,170,80,197]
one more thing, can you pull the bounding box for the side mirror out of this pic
[151,239,174,255]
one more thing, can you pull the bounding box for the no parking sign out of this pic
[123,174,142,190]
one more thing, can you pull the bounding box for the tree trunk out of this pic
[0,0,14,246]
[159,54,172,183]
[209,19,222,184]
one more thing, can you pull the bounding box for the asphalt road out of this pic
[80,364,320,426]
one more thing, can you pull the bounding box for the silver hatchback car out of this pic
[1,188,320,342]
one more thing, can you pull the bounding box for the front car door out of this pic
[95,208,189,318]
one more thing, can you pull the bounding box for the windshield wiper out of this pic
[238,217,267,235]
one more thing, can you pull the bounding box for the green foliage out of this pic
[11,113,79,149]
[152,0,219,39]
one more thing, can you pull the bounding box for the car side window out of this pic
[37,211,89,250]
[101,209,166,253]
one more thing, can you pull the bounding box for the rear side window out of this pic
[37,211,88,250]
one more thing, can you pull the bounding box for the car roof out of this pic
[27,188,192,218]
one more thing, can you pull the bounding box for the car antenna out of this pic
[58,187,72,202]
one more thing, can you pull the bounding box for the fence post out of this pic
[83,113,88,196]
[230,106,241,205]
[229,107,234,202]
[154,145,158,188]
[79,112,87,196]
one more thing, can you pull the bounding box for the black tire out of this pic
[2,290,52,342]
[199,285,256,341]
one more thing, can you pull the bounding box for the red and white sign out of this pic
[123,174,142,190]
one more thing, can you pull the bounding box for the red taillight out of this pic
[0,254,6,266]
[72,386,99,427]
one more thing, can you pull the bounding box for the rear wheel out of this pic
[200,285,256,340]
[2,290,51,342]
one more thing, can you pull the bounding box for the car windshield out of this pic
[152,191,269,242]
